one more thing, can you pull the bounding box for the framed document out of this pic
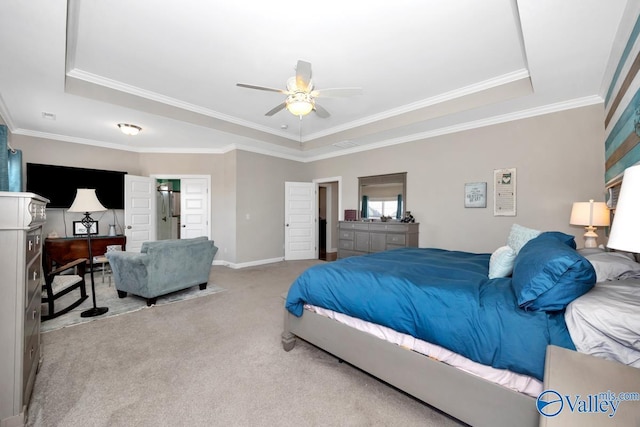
[494,168,516,216]
[464,182,487,208]
[73,221,99,236]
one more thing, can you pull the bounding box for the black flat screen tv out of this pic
[26,163,127,209]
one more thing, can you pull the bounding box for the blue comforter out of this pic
[285,247,575,380]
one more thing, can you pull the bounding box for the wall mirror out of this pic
[358,172,407,220]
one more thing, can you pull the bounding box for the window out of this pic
[367,199,398,219]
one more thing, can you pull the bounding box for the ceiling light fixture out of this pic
[285,92,314,117]
[117,123,142,136]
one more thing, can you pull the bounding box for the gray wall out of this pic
[307,104,605,253]
[9,103,606,263]
[235,150,307,263]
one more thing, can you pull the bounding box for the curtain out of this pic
[0,125,22,192]
[361,195,368,218]
[0,125,8,191]
[396,194,403,219]
[8,149,22,192]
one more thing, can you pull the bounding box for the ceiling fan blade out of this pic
[313,87,363,98]
[314,103,330,118]
[295,60,312,92]
[237,83,287,94]
[265,102,287,116]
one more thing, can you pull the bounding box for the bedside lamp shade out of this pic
[68,189,107,213]
[570,199,610,248]
[608,164,640,253]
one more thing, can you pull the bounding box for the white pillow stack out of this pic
[488,224,541,279]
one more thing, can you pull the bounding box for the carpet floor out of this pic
[28,260,463,427]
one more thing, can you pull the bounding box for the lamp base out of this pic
[80,307,109,318]
[583,226,599,249]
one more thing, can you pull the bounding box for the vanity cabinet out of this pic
[338,221,419,258]
[0,192,48,427]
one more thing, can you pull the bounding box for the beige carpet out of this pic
[27,260,463,427]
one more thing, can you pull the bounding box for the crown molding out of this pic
[9,95,602,163]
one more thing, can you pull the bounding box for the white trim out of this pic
[213,257,284,269]
[8,96,602,163]
[66,68,296,141]
[303,69,530,141]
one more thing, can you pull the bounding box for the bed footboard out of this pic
[282,304,539,427]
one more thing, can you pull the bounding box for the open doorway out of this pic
[151,175,211,241]
[156,179,181,240]
[318,180,339,261]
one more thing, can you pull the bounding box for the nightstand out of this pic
[540,345,640,426]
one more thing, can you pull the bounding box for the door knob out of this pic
[127,225,132,229]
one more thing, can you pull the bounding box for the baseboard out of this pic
[213,257,284,269]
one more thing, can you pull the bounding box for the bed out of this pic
[281,226,640,426]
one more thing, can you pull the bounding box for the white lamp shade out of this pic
[569,200,610,227]
[68,189,107,213]
[608,164,640,253]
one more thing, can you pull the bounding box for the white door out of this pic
[284,182,316,260]
[124,175,156,252]
[180,178,209,239]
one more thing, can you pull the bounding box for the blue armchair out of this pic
[106,237,218,306]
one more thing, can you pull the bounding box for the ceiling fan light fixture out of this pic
[117,123,142,136]
[286,92,314,116]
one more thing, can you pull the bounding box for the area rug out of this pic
[41,277,226,333]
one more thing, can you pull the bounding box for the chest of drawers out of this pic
[0,192,48,426]
[338,221,419,258]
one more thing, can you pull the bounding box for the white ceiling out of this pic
[0,0,629,161]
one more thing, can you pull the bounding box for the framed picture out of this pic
[73,221,98,236]
[464,182,487,208]
[494,168,517,216]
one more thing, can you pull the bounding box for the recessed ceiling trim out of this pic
[302,95,604,163]
[302,68,531,142]
[9,95,602,163]
[66,68,295,141]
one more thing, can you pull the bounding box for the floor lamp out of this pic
[68,189,109,317]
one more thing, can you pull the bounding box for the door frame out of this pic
[150,174,212,240]
[313,176,342,256]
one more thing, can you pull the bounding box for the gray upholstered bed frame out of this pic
[281,302,540,427]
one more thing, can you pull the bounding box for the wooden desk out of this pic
[44,236,126,271]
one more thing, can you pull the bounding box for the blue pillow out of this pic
[537,231,577,249]
[512,235,595,311]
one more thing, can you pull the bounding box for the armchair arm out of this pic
[106,251,152,295]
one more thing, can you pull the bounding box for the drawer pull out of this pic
[29,348,34,360]
[28,241,33,251]
[36,235,40,245]
[33,271,38,280]
[32,309,38,320]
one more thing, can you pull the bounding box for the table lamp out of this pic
[569,199,610,248]
[68,188,109,317]
[608,164,640,254]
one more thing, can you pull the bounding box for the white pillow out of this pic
[488,245,517,279]
[506,224,541,254]
[580,251,640,282]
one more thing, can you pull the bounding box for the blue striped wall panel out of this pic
[605,13,640,184]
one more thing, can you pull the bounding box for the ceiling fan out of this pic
[236,60,362,118]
